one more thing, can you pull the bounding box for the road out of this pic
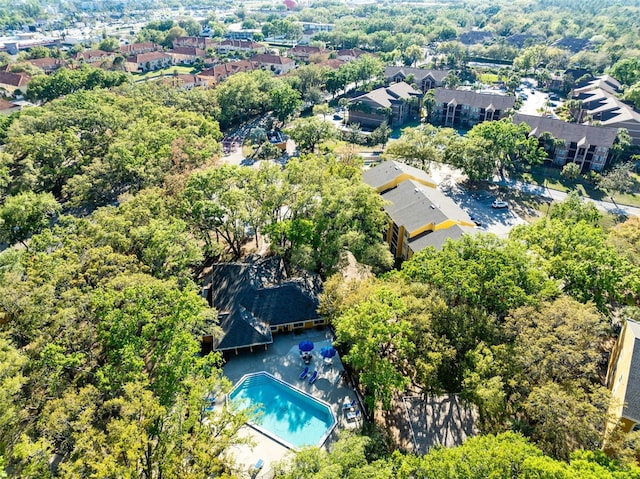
[494,177,640,218]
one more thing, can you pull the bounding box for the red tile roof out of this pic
[0,71,30,87]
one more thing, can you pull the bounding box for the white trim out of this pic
[227,371,337,450]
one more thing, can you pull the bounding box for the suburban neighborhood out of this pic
[1,0,640,478]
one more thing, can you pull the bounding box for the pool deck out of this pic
[220,328,360,478]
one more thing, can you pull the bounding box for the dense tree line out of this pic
[321,195,640,461]
[273,431,640,479]
[1,88,221,208]
[0,188,250,477]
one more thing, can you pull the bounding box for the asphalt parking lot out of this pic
[436,175,528,237]
[427,163,529,234]
[517,88,564,118]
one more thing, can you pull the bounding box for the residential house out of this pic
[606,319,640,434]
[201,257,324,354]
[348,81,422,128]
[168,47,206,65]
[0,71,30,96]
[216,39,266,55]
[25,57,66,74]
[124,51,173,73]
[199,60,258,83]
[250,54,296,75]
[300,29,317,45]
[572,76,640,146]
[75,49,116,64]
[432,88,515,128]
[119,42,161,56]
[336,48,365,62]
[315,58,346,70]
[159,74,210,90]
[384,66,449,92]
[288,45,329,62]
[363,160,475,260]
[173,36,216,50]
[513,113,618,172]
[0,98,20,115]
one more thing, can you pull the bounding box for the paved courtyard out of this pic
[219,328,361,478]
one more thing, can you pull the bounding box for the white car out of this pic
[491,200,509,209]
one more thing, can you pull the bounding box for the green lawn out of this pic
[478,73,500,84]
[515,164,640,208]
[132,66,197,81]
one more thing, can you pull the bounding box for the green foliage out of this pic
[608,57,640,86]
[0,191,60,248]
[548,190,601,224]
[25,65,129,103]
[269,82,302,125]
[277,431,640,479]
[624,81,640,109]
[0,188,242,476]
[384,124,458,170]
[286,117,337,153]
[510,215,638,311]
[182,155,390,274]
[561,162,581,180]
[4,89,221,207]
[399,234,555,317]
[599,162,635,195]
[464,119,547,177]
[214,70,278,128]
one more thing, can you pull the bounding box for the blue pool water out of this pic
[229,372,336,449]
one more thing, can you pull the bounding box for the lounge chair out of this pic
[308,370,318,384]
[342,399,356,410]
[346,409,361,421]
[254,458,264,470]
[299,366,310,380]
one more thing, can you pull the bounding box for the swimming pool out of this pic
[228,372,336,449]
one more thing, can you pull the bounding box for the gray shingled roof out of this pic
[622,320,640,423]
[574,88,640,124]
[408,224,475,252]
[384,66,449,83]
[434,88,516,110]
[362,160,436,192]
[381,180,473,235]
[208,258,321,351]
[351,82,421,109]
[513,113,618,147]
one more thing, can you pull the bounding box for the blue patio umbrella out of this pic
[298,340,314,352]
[320,346,337,359]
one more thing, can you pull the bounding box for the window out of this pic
[633,423,640,432]
[313,319,325,325]
[270,326,279,332]
[292,322,304,329]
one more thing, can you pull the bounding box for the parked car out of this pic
[469,215,482,227]
[549,93,560,101]
[333,114,343,120]
[491,200,509,209]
